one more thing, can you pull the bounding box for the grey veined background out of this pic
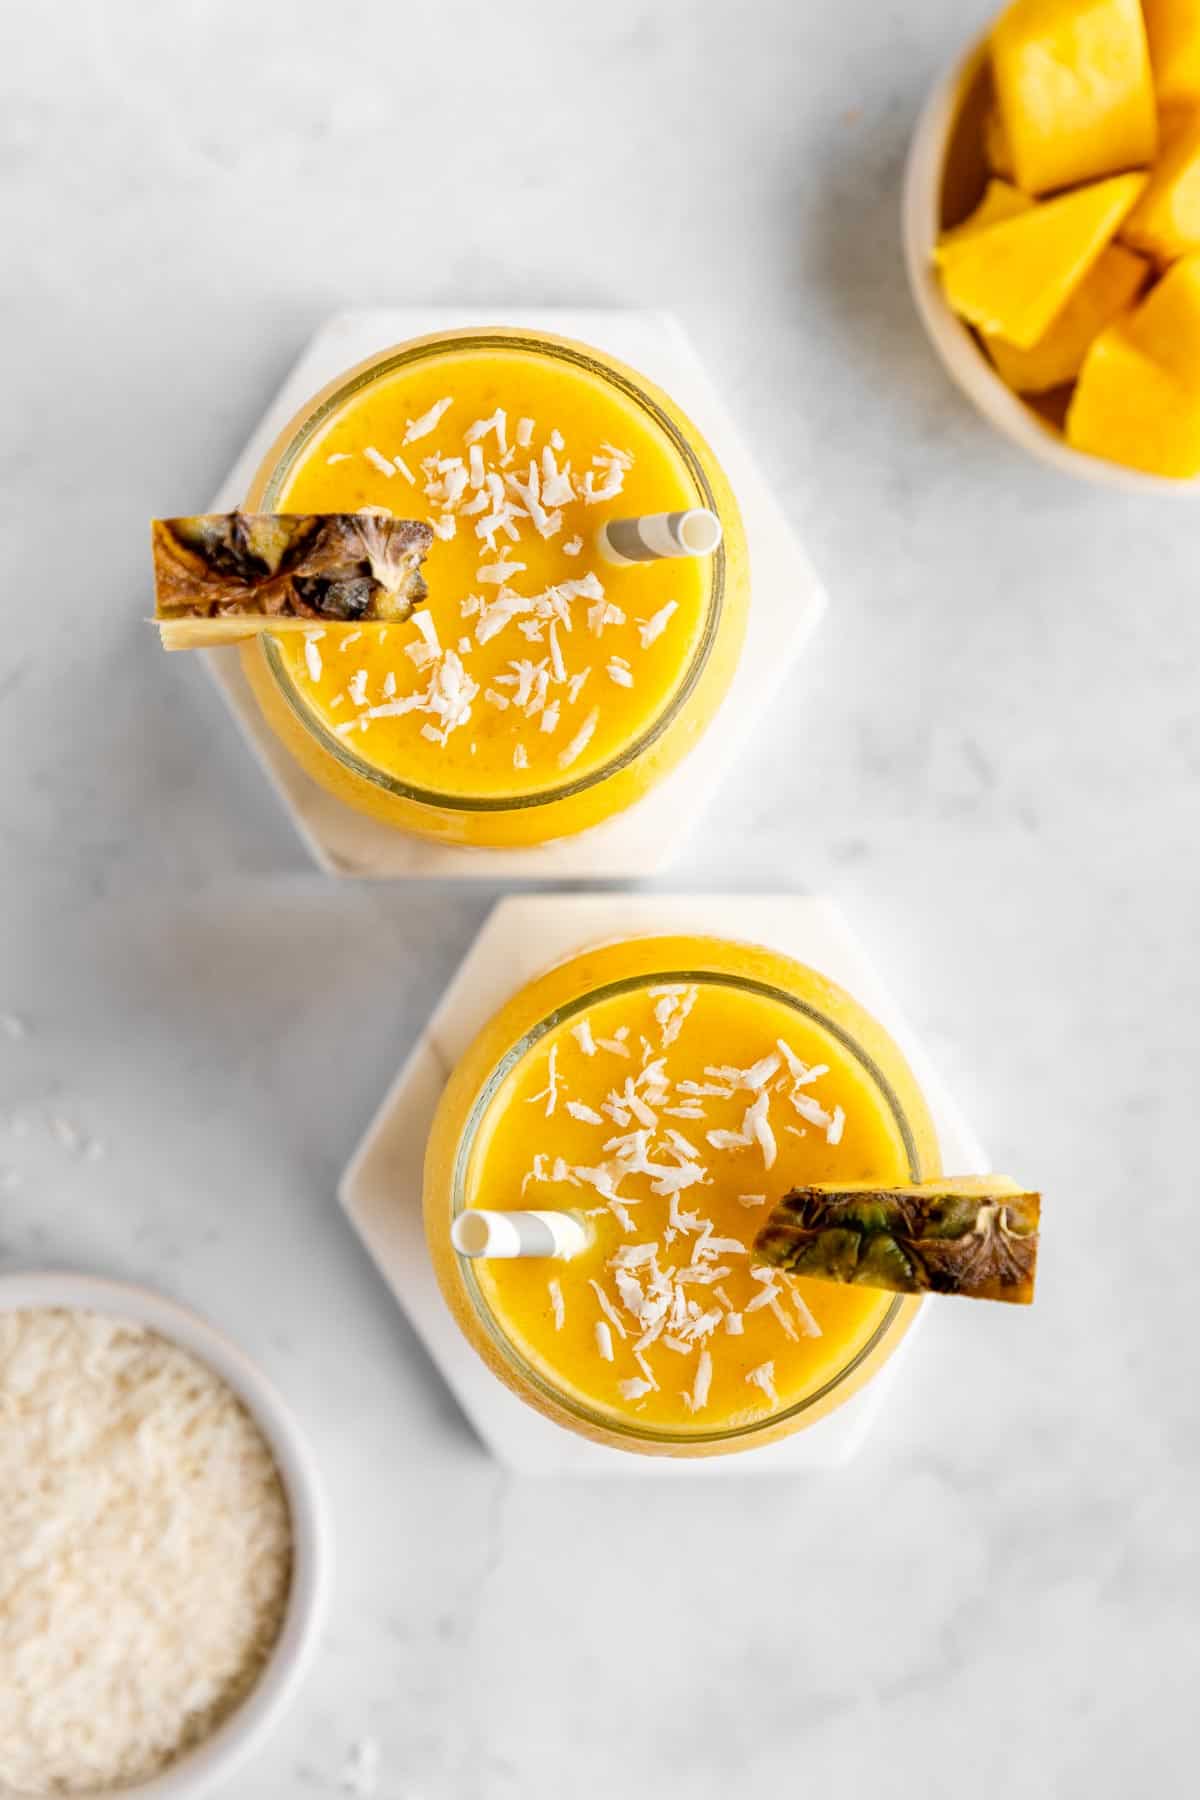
[2,2,1198,1796]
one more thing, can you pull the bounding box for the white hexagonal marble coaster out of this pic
[340,894,989,1476]
[200,307,826,878]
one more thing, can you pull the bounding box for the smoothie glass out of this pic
[240,329,750,847]
[423,935,942,1459]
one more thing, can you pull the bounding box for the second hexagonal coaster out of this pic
[340,893,989,1474]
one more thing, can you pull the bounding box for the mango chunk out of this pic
[984,101,1016,177]
[987,242,1149,388]
[1123,247,1200,370]
[1067,255,1200,473]
[941,177,1033,244]
[991,0,1158,194]
[1066,324,1200,473]
[1144,0,1200,105]
[935,172,1147,346]
[1121,109,1200,259]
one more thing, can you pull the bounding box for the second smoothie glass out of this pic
[423,934,942,1460]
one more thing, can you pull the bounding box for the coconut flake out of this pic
[609,1198,637,1234]
[363,445,396,478]
[526,1044,560,1117]
[557,707,599,770]
[789,1286,823,1337]
[706,1055,780,1092]
[791,1093,833,1130]
[637,601,678,647]
[477,557,527,586]
[684,1348,713,1413]
[539,449,575,509]
[464,408,508,454]
[548,1279,565,1331]
[745,1284,778,1314]
[744,1090,777,1170]
[588,1280,628,1340]
[403,397,453,443]
[746,1361,778,1405]
[548,622,567,683]
[767,1292,799,1340]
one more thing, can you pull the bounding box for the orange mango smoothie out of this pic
[240,331,749,846]
[425,936,941,1456]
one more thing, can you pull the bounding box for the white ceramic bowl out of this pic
[902,34,1196,496]
[0,1270,332,1800]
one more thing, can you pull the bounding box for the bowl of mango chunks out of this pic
[904,0,1200,490]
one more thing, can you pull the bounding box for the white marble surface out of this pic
[1,1,1197,1796]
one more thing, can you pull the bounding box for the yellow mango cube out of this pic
[1121,109,1200,259]
[986,242,1149,388]
[1066,323,1200,474]
[1123,249,1200,373]
[941,178,1033,244]
[934,172,1147,346]
[1144,0,1200,105]
[991,0,1158,194]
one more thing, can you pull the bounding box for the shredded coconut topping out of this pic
[315,390,711,782]
[501,984,859,1420]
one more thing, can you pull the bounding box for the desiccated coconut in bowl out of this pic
[0,1274,329,1799]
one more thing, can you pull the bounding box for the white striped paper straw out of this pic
[595,508,722,566]
[451,1209,588,1260]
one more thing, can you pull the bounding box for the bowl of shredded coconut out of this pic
[0,1272,330,1797]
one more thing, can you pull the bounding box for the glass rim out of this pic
[256,330,726,814]
[449,965,925,1447]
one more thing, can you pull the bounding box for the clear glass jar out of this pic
[239,328,750,847]
[423,934,942,1458]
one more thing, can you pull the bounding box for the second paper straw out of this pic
[451,1209,587,1259]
